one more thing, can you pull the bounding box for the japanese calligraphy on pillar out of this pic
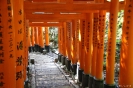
[81,20,86,49]
[7,0,14,60]
[72,21,76,56]
[86,20,91,52]
[98,11,106,50]
[66,22,71,59]
[76,20,80,42]
[119,0,133,86]
[0,4,5,87]
[75,20,79,60]
[123,0,132,45]
[14,0,24,82]
[93,14,99,47]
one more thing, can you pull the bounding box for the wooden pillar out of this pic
[119,0,133,87]
[23,20,29,81]
[80,20,86,70]
[38,27,44,53]
[13,0,24,87]
[31,27,35,51]
[34,27,39,52]
[95,10,106,80]
[58,26,61,54]
[105,0,119,87]
[82,13,93,87]
[63,22,67,57]
[61,23,65,56]
[91,13,99,77]
[67,22,71,61]
[93,1,106,88]
[28,27,31,47]
[0,0,16,87]
[45,27,49,46]
[88,13,99,88]
[65,22,72,71]
[84,13,93,74]
[28,27,32,52]
[45,27,50,52]
[59,26,63,55]
[71,20,77,64]
[64,23,68,57]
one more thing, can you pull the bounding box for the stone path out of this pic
[28,52,75,88]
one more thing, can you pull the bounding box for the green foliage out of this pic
[49,27,58,49]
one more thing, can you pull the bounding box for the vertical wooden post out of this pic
[94,0,106,87]
[58,26,61,54]
[0,0,16,87]
[28,27,32,52]
[45,27,49,46]
[38,27,44,53]
[65,22,71,71]
[89,13,99,88]
[60,26,63,55]
[71,20,77,64]
[45,27,50,52]
[58,26,62,62]
[75,20,80,63]
[84,13,93,75]
[67,22,71,61]
[95,10,106,79]
[64,22,68,58]
[80,20,86,70]
[23,20,29,81]
[70,20,77,75]
[78,20,86,82]
[82,13,93,87]
[31,27,35,52]
[61,22,67,65]
[119,0,133,87]
[105,0,119,87]
[34,27,39,52]
[13,0,24,87]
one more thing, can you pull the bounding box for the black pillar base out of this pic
[82,73,89,88]
[104,84,116,88]
[78,68,83,82]
[45,45,50,52]
[41,47,44,53]
[38,45,41,52]
[65,58,71,71]
[71,64,77,75]
[92,78,104,88]
[89,75,94,88]
[32,46,35,52]
[29,46,32,53]
[58,54,62,62]
[61,56,66,65]
[34,44,38,52]
[37,45,40,52]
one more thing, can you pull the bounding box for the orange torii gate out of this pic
[1,0,133,88]
[24,0,133,88]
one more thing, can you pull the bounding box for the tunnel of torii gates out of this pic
[0,0,133,88]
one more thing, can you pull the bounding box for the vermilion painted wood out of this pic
[33,0,94,2]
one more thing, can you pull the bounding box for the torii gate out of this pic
[25,0,128,88]
[24,0,133,88]
[0,0,133,88]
